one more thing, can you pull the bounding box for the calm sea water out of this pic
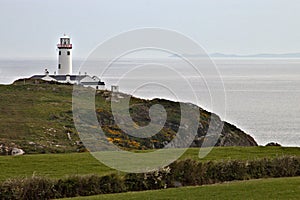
[1,58,299,147]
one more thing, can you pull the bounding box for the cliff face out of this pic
[97,92,257,150]
[0,80,257,154]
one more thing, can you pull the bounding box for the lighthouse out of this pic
[30,34,105,89]
[57,34,72,75]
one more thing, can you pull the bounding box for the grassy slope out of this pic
[61,177,300,200]
[0,83,78,153]
[0,146,299,181]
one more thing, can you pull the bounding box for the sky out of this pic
[0,0,300,59]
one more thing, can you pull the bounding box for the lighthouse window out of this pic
[59,51,61,55]
[67,51,70,55]
[58,64,61,69]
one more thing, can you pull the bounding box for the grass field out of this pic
[61,177,300,200]
[0,146,299,182]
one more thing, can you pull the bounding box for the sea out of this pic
[1,58,299,147]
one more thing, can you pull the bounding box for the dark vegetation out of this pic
[0,156,299,200]
[266,142,281,146]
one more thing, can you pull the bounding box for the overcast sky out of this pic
[1,0,300,59]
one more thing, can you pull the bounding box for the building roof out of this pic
[41,76,57,82]
[30,74,105,85]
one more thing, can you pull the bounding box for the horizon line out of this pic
[0,52,300,60]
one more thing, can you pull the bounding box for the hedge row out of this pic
[0,156,299,200]
[167,156,300,186]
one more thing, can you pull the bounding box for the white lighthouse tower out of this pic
[57,34,72,75]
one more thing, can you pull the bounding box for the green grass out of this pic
[180,146,300,162]
[0,84,79,153]
[0,146,299,182]
[0,153,114,181]
[61,177,300,200]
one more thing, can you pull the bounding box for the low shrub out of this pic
[0,174,125,200]
[0,176,56,200]
[169,156,300,187]
[168,159,200,186]
[125,166,170,191]
[98,174,126,194]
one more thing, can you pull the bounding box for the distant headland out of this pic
[171,52,300,58]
